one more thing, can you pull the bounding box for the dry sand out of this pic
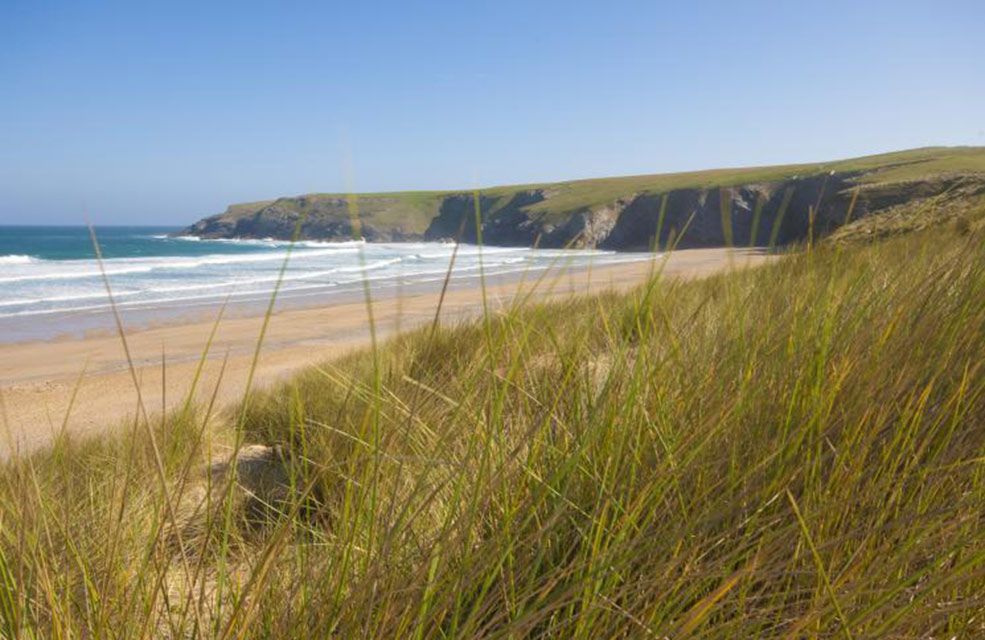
[0,248,773,455]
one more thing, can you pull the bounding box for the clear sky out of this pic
[2,0,983,225]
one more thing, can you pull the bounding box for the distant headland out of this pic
[177,146,985,250]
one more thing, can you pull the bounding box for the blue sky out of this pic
[1,0,983,225]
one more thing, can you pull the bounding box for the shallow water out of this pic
[0,226,651,342]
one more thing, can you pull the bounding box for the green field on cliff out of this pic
[206,146,985,229]
[2,213,985,636]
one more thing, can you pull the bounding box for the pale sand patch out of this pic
[0,248,773,455]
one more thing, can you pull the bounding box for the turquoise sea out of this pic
[0,226,650,342]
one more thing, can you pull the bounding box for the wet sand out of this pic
[0,248,773,455]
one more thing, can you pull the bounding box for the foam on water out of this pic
[0,255,37,265]
[0,229,653,333]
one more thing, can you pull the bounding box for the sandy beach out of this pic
[0,247,772,455]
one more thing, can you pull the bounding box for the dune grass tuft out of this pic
[1,221,984,638]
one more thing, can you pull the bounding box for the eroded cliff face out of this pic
[599,174,853,250]
[423,190,549,245]
[423,173,982,249]
[178,172,984,250]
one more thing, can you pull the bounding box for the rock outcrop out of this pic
[182,196,424,242]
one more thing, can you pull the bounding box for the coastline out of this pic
[0,247,773,456]
[0,238,654,344]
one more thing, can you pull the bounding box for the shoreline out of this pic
[0,247,773,456]
[0,243,654,344]
[0,253,655,345]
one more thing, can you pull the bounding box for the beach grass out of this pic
[1,215,984,637]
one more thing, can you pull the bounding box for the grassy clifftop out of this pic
[181,146,985,248]
[485,145,985,218]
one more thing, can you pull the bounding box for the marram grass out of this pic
[2,224,985,638]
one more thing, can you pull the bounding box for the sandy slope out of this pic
[0,248,773,455]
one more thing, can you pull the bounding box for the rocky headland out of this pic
[177,147,985,250]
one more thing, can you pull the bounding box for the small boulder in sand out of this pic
[209,444,291,506]
[208,444,292,518]
[171,443,295,550]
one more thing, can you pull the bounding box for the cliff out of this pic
[177,147,985,250]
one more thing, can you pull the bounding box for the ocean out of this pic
[0,226,651,342]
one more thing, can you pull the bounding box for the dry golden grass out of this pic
[1,220,984,638]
